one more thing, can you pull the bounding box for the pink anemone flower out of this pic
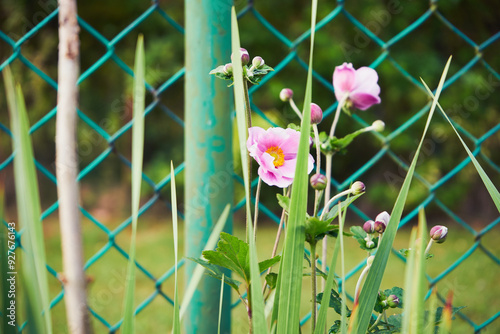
[333,62,381,110]
[247,127,314,188]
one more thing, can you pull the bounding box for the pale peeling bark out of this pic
[56,0,92,333]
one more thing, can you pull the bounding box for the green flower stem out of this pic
[425,239,433,255]
[289,98,303,120]
[321,153,333,281]
[243,79,252,242]
[353,263,371,303]
[368,313,383,331]
[310,241,318,333]
[319,188,354,221]
[329,97,346,138]
[253,177,262,240]
[383,309,390,330]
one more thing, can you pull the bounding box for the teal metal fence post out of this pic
[184,0,233,333]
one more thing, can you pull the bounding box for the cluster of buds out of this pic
[363,211,390,249]
[209,48,274,85]
[381,294,400,309]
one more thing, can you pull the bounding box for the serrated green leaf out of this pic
[203,232,249,282]
[265,273,278,290]
[317,290,352,317]
[350,226,378,252]
[189,257,242,292]
[305,217,338,244]
[259,256,281,273]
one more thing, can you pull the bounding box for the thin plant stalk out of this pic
[289,98,303,120]
[56,0,92,332]
[253,177,262,240]
[310,241,318,332]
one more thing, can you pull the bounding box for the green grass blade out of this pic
[171,162,181,334]
[180,204,231,319]
[4,66,52,334]
[340,203,348,334]
[410,209,428,333]
[421,81,500,213]
[350,57,452,333]
[401,227,417,333]
[122,34,145,334]
[276,0,318,332]
[425,288,438,333]
[314,228,341,334]
[218,273,225,334]
[230,7,268,333]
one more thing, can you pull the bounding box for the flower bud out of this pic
[375,211,390,227]
[310,103,323,124]
[223,63,233,75]
[310,174,327,191]
[363,220,375,234]
[372,120,385,132]
[387,295,400,308]
[430,225,448,243]
[231,47,250,65]
[252,56,264,68]
[351,181,365,195]
[280,88,293,102]
[374,220,386,234]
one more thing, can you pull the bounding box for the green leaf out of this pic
[122,35,145,334]
[421,81,500,214]
[276,193,290,213]
[259,256,281,273]
[399,248,433,260]
[265,273,278,290]
[305,217,338,244]
[276,0,318,332]
[231,7,268,333]
[189,257,242,292]
[4,66,52,334]
[350,226,379,252]
[317,290,352,317]
[351,57,452,333]
[203,232,249,282]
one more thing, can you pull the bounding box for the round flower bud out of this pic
[387,295,400,308]
[252,56,264,68]
[280,88,294,102]
[223,63,233,75]
[310,103,323,124]
[310,174,327,191]
[372,120,385,132]
[430,225,448,243]
[351,181,366,195]
[374,220,386,234]
[375,211,390,227]
[363,220,375,234]
[231,47,250,65]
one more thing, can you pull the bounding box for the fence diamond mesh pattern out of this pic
[0,0,499,333]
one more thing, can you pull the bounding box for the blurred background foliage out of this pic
[0,0,499,225]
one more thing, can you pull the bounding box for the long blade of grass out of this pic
[410,208,428,333]
[339,200,348,334]
[171,162,181,334]
[122,34,145,334]
[314,225,342,333]
[401,227,418,333]
[276,0,318,332]
[4,66,52,334]
[230,7,268,333]
[218,273,225,334]
[425,288,438,333]
[179,204,231,319]
[350,57,452,333]
[421,81,500,213]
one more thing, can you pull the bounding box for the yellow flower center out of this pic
[265,146,285,167]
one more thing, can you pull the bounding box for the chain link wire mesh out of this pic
[0,0,499,332]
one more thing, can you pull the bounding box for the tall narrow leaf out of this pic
[171,162,180,334]
[276,0,318,332]
[401,228,417,333]
[421,81,500,213]
[218,273,225,334]
[230,7,268,333]
[425,288,438,333]
[350,57,452,333]
[122,34,145,334]
[4,66,52,334]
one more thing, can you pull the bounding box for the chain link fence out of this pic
[1,0,499,332]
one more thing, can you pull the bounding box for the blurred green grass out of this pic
[37,217,500,333]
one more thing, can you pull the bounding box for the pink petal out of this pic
[350,92,381,110]
[333,63,355,102]
[351,67,380,97]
